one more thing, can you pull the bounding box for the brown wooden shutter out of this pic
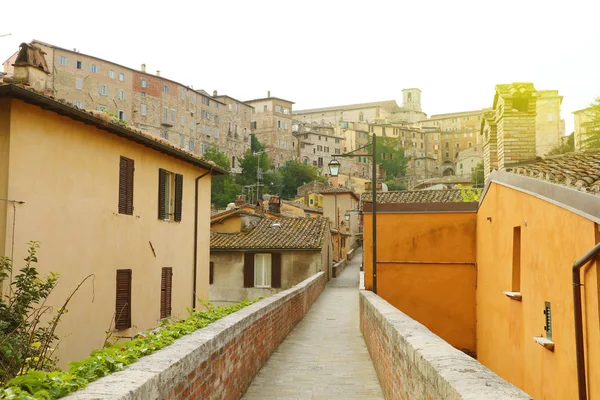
[271,253,282,288]
[115,269,132,330]
[158,169,167,220]
[174,173,183,222]
[118,157,134,215]
[160,267,172,319]
[209,262,214,285]
[243,253,254,288]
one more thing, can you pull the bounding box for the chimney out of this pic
[213,90,218,97]
[490,83,538,174]
[268,90,271,98]
[141,64,146,72]
[156,70,160,77]
[235,194,247,207]
[268,195,281,214]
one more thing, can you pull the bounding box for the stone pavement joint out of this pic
[242,249,384,400]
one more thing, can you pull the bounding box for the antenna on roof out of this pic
[0,34,12,39]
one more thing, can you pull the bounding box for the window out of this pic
[58,56,67,66]
[140,78,148,88]
[512,227,521,292]
[180,116,185,126]
[277,120,282,129]
[161,130,169,140]
[90,64,97,73]
[547,113,553,122]
[75,78,83,90]
[163,85,170,94]
[119,73,125,82]
[180,134,185,148]
[76,60,83,69]
[263,105,267,112]
[188,139,195,152]
[118,156,134,215]
[190,94,195,105]
[141,104,147,116]
[181,91,185,101]
[118,111,126,122]
[99,85,107,96]
[73,100,83,108]
[108,70,116,79]
[214,128,219,138]
[284,108,290,115]
[232,156,236,169]
[359,112,364,121]
[189,119,195,130]
[209,262,214,284]
[254,254,272,287]
[115,269,132,330]
[171,109,176,123]
[214,115,220,123]
[158,169,183,222]
[97,106,107,112]
[275,105,282,113]
[118,90,126,100]
[160,267,172,319]
[201,96,210,106]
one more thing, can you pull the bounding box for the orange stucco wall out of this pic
[363,211,477,353]
[1,100,212,366]
[477,183,600,400]
[211,215,242,233]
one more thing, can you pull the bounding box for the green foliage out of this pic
[202,147,242,208]
[374,137,408,179]
[384,180,406,191]
[456,184,482,202]
[279,160,326,199]
[0,242,60,383]
[236,148,273,188]
[547,132,575,155]
[0,299,257,399]
[250,134,264,153]
[581,97,600,149]
[471,162,485,188]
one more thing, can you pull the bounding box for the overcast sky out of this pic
[1,0,598,133]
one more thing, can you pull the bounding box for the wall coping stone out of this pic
[360,290,532,400]
[66,272,325,400]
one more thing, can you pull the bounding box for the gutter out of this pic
[192,167,214,309]
[572,241,600,400]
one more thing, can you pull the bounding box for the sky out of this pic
[1,0,598,133]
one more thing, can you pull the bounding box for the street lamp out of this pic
[345,213,350,222]
[327,128,378,294]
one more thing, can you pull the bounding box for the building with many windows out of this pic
[2,40,249,166]
[293,122,347,175]
[245,94,295,168]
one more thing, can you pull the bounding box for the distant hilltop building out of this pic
[2,40,251,172]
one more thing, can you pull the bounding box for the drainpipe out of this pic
[192,167,213,309]
[572,241,600,400]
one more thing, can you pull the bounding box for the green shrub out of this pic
[0,300,256,399]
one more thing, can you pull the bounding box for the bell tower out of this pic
[402,88,422,112]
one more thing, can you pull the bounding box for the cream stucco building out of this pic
[0,84,222,366]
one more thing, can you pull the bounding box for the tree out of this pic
[375,137,408,179]
[581,97,600,149]
[279,160,325,199]
[202,147,241,209]
[547,132,575,155]
[471,162,485,188]
[250,134,263,153]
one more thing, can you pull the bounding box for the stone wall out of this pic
[359,290,532,400]
[67,272,326,400]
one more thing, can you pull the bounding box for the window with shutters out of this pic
[158,169,183,222]
[118,156,134,215]
[254,254,272,287]
[160,267,173,319]
[115,269,132,330]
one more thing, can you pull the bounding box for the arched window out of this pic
[407,92,412,102]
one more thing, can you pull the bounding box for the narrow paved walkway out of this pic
[242,250,384,400]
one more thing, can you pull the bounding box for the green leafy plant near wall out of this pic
[456,184,482,202]
[0,248,255,400]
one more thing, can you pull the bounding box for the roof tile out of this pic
[361,189,464,204]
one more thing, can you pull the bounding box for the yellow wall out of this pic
[477,183,600,400]
[363,212,477,353]
[0,98,10,262]
[2,100,212,366]
[211,215,242,232]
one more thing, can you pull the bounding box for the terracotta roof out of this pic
[210,209,265,224]
[361,189,463,204]
[211,217,328,251]
[0,83,226,174]
[507,150,600,195]
[318,187,360,200]
[282,200,323,213]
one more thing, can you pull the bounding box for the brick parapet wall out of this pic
[359,290,532,400]
[67,272,326,400]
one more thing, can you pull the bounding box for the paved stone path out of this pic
[242,250,384,400]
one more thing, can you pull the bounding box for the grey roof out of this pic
[294,100,400,115]
[361,189,464,204]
